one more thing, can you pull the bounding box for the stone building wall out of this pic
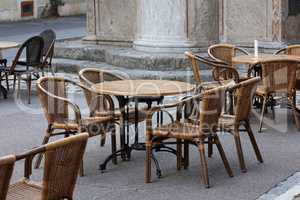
[0,0,86,22]
[85,0,300,51]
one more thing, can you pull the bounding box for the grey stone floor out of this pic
[2,79,300,200]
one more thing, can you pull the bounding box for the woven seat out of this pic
[7,133,88,200]
[218,114,236,128]
[35,77,116,176]
[153,122,212,140]
[7,180,42,200]
[146,85,233,188]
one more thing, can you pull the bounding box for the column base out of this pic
[133,39,197,53]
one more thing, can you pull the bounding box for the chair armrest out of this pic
[37,84,82,125]
[274,48,286,55]
[16,146,45,179]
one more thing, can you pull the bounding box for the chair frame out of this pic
[0,155,16,200]
[35,76,116,176]
[208,43,249,66]
[8,36,44,104]
[145,85,233,188]
[7,133,88,200]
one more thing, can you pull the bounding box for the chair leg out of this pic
[17,75,21,98]
[12,75,16,92]
[289,98,300,131]
[34,128,52,169]
[208,136,213,158]
[259,96,267,133]
[5,72,9,91]
[145,138,152,183]
[176,139,182,171]
[100,134,106,147]
[26,73,31,104]
[214,135,234,177]
[111,128,117,165]
[183,140,189,169]
[197,139,210,188]
[245,121,263,163]
[233,127,247,173]
[79,159,84,177]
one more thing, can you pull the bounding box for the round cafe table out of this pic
[232,53,300,65]
[0,41,19,98]
[92,79,195,174]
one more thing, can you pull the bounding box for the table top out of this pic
[232,54,300,65]
[92,79,195,97]
[0,41,19,50]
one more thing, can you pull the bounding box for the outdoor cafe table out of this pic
[0,41,19,98]
[92,79,195,175]
[232,54,300,65]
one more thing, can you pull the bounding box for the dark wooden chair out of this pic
[39,29,56,76]
[7,36,44,104]
[145,85,233,188]
[35,76,116,176]
[0,155,16,200]
[7,133,88,200]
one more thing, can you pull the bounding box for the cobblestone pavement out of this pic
[2,73,300,200]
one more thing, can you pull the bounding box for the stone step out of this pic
[54,40,208,70]
[51,58,213,82]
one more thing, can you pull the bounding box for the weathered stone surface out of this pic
[222,0,273,45]
[55,40,199,70]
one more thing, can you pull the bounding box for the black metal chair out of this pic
[8,36,44,104]
[39,29,56,75]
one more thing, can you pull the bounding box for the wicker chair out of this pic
[249,59,300,132]
[7,36,44,104]
[145,85,233,188]
[39,29,56,76]
[208,43,249,66]
[275,45,300,104]
[218,77,263,172]
[35,76,116,176]
[185,52,240,91]
[7,133,88,200]
[0,155,16,200]
[79,68,147,121]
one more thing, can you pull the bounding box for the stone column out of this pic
[133,0,196,52]
[83,0,97,42]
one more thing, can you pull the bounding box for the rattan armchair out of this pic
[79,68,147,121]
[185,52,240,91]
[249,59,300,132]
[7,133,88,200]
[275,45,300,104]
[35,76,116,176]
[0,155,16,200]
[145,85,233,188]
[8,36,44,104]
[39,29,56,76]
[208,43,249,66]
[218,77,263,172]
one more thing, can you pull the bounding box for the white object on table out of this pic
[254,40,258,58]
[0,41,19,59]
